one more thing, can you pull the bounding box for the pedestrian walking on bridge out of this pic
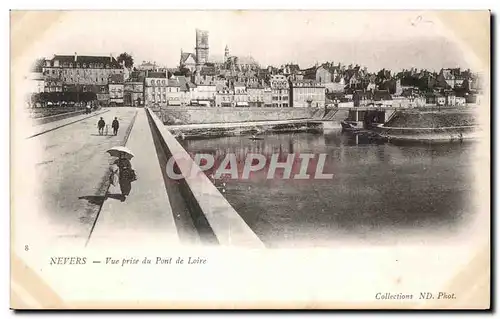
[107,146,137,202]
[98,117,105,135]
[112,117,120,136]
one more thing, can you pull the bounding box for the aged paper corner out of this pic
[11,253,66,309]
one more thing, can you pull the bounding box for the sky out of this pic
[26,11,477,73]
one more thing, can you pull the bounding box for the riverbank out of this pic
[375,110,480,143]
[167,119,323,139]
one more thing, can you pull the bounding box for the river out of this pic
[181,130,478,248]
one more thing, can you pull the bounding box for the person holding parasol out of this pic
[107,146,137,202]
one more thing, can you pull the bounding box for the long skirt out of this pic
[119,179,132,196]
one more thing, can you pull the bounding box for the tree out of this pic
[117,52,134,68]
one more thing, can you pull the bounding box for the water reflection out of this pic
[182,131,476,247]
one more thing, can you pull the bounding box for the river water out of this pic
[181,130,477,248]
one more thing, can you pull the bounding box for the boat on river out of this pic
[341,120,362,132]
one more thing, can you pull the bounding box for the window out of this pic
[157,80,160,85]
[83,63,87,68]
[162,80,166,85]
[151,80,155,86]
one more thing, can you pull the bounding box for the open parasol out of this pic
[107,146,135,160]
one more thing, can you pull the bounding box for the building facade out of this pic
[289,80,326,108]
[124,71,145,107]
[270,75,290,107]
[247,84,265,107]
[42,53,124,105]
[108,74,124,106]
[263,87,273,107]
[144,72,168,107]
[191,84,216,106]
[165,79,182,106]
[215,88,234,107]
[233,82,249,107]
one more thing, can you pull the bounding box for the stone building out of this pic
[191,84,217,106]
[42,53,124,105]
[144,71,168,107]
[247,83,265,107]
[215,87,235,107]
[233,82,249,107]
[108,74,124,106]
[289,79,326,108]
[124,71,145,107]
[270,75,290,107]
[165,78,182,106]
[179,52,197,73]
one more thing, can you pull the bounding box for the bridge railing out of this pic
[146,108,265,248]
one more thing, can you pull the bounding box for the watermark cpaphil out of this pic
[165,152,334,180]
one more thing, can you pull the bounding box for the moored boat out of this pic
[341,120,362,132]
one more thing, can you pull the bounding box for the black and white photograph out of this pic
[10,10,490,309]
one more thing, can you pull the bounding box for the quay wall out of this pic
[168,120,324,139]
[146,107,265,247]
[376,110,480,142]
[384,110,476,128]
[156,107,317,125]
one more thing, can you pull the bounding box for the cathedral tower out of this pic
[224,45,230,63]
[195,29,209,65]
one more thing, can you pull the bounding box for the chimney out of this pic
[74,52,77,62]
[110,54,113,62]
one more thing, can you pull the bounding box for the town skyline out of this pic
[26,11,476,73]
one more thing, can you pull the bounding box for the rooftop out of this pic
[49,54,122,69]
[180,52,196,64]
[146,71,167,79]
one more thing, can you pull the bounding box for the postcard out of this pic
[10,10,490,309]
